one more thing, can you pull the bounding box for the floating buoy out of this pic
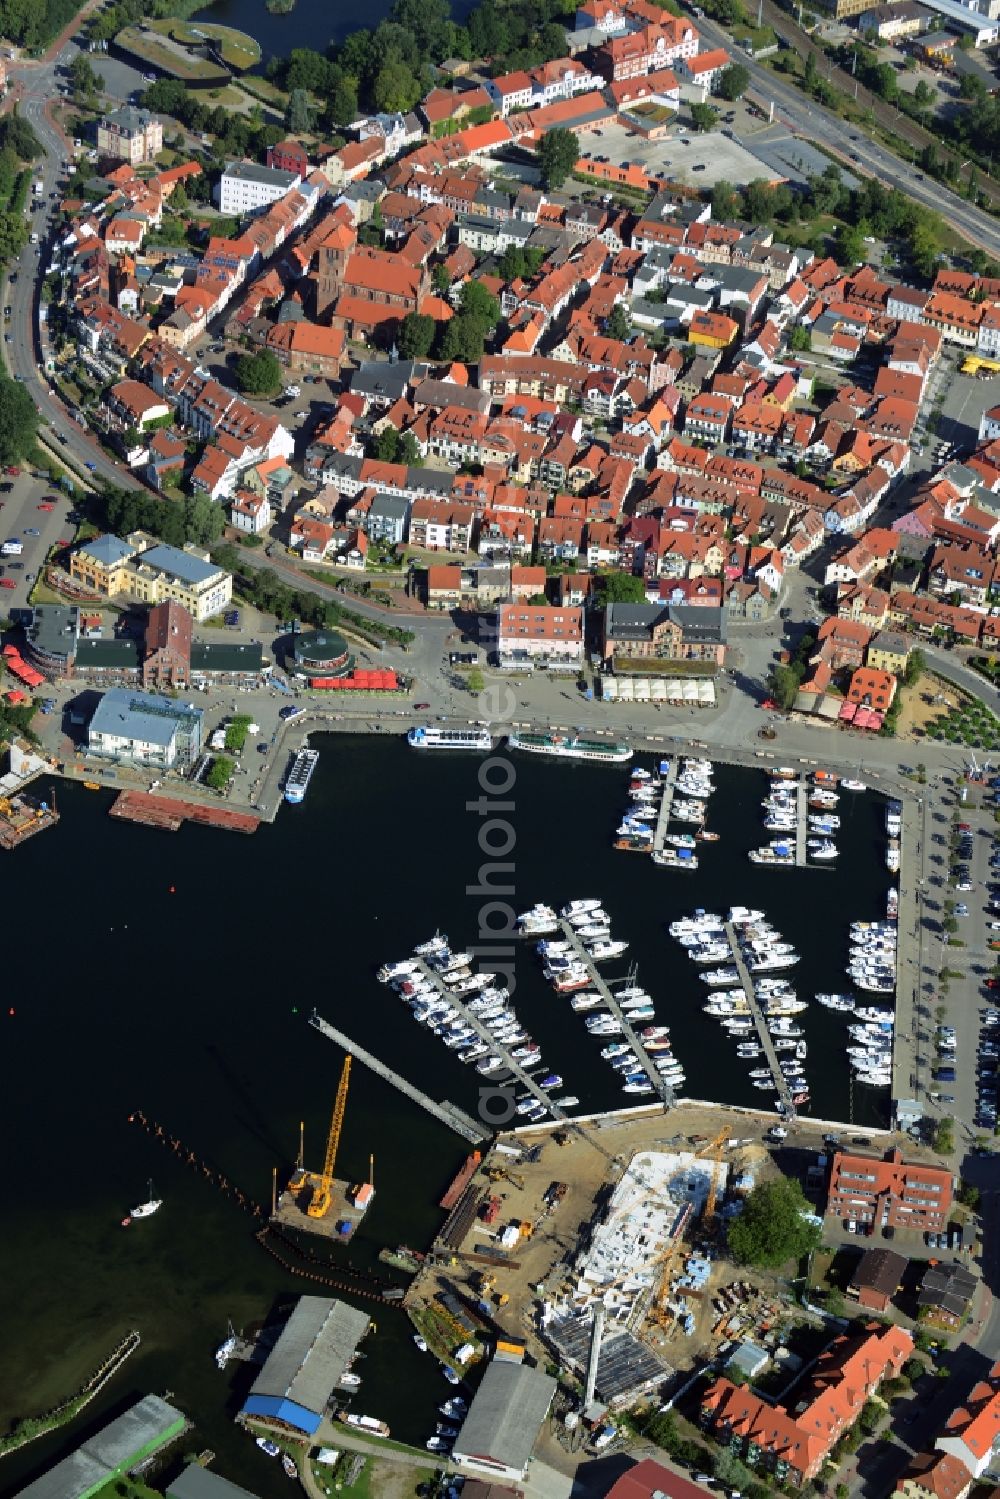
[8,1007,14,1016]
[169,885,176,893]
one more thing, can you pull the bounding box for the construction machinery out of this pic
[304,1055,352,1219]
[487,1167,526,1192]
[697,1128,730,1229]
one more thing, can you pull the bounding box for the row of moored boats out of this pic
[521,898,685,1096]
[670,907,809,1108]
[378,935,576,1120]
[751,768,866,867]
[613,760,721,869]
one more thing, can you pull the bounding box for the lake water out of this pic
[189,0,478,68]
[0,739,890,1497]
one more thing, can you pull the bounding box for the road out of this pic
[697,12,1000,257]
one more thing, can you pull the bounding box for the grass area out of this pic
[629,101,673,123]
[202,85,247,108]
[155,17,261,69]
[115,26,228,82]
[238,76,289,108]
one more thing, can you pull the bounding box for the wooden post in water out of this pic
[271,1166,277,1217]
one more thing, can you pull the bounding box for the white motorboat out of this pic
[841,779,866,791]
[561,900,601,918]
[587,938,628,961]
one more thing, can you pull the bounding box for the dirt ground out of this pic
[369,1460,435,1499]
[896,674,963,741]
[407,1098,907,1373]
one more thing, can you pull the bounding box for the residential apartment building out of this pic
[826,1147,953,1234]
[97,106,163,165]
[219,162,301,217]
[70,534,233,623]
[496,603,584,669]
[701,1325,913,1485]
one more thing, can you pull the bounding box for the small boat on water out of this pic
[282,1456,298,1480]
[256,1439,280,1457]
[123,1179,161,1227]
[414,1334,428,1352]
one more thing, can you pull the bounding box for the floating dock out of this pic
[110,791,260,834]
[651,759,680,856]
[0,789,59,850]
[557,920,672,1101]
[309,1011,489,1144]
[795,779,808,868]
[723,921,793,1115]
[410,957,573,1124]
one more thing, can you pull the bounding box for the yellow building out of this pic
[866,629,911,676]
[70,533,232,623]
[688,310,739,350]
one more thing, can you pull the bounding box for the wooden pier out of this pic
[652,758,680,856]
[410,959,573,1124]
[557,920,671,1101]
[723,922,794,1115]
[309,1011,489,1143]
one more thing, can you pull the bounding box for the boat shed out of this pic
[451,1358,557,1482]
[15,1397,186,1499]
[168,1463,262,1499]
[241,1296,370,1436]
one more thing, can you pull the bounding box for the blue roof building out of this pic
[242,1296,371,1437]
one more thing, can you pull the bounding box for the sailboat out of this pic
[123,1178,162,1226]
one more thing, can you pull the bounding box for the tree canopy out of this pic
[537,127,579,189]
[716,62,750,100]
[398,311,437,359]
[690,101,718,132]
[728,1177,821,1268]
[0,112,42,161]
[0,374,39,466]
[233,349,283,397]
[596,572,647,604]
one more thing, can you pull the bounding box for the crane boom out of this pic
[701,1127,729,1227]
[307,1055,352,1219]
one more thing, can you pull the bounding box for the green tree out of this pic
[0,112,40,162]
[711,179,740,220]
[835,222,865,265]
[596,572,647,604]
[286,88,313,135]
[0,373,39,464]
[957,1180,980,1208]
[329,74,360,127]
[398,311,436,359]
[716,62,750,100]
[728,1176,821,1268]
[466,666,484,694]
[690,101,718,132]
[432,263,451,294]
[605,303,631,341]
[904,648,925,686]
[372,426,401,462]
[537,127,579,188]
[398,431,423,467]
[232,349,282,397]
[207,756,235,789]
[373,60,420,112]
[912,79,934,111]
[788,324,811,352]
[70,54,104,101]
[767,662,802,710]
[459,278,501,327]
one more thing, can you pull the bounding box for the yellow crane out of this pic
[306,1055,352,1219]
[698,1127,730,1228]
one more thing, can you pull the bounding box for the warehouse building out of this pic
[167,1464,261,1499]
[15,1396,185,1499]
[241,1296,371,1436]
[451,1358,556,1482]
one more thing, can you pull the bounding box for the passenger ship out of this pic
[284,748,319,804]
[508,731,632,763]
[408,724,493,751]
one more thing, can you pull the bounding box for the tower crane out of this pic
[698,1128,730,1229]
[305,1055,352,1219]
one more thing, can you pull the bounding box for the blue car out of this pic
[84,461,97,472]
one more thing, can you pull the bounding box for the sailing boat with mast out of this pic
[122,1179,162,1227]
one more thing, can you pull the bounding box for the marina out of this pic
[0,740,905,1484]
[723,918,796,1115]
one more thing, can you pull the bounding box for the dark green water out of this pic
[0,739,889,1496]
[189,0,478,67]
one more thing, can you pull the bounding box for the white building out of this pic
[978,306,1000,358]
[87,688,202,768]
[451,1360,556,1483]
[496,602,584,669]
[230,491,271,535]
[218,162,301,217]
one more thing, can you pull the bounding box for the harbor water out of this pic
[0,738,890,1495]
[189,0,479,66]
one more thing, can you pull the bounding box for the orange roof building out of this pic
[826,1146,952,1234]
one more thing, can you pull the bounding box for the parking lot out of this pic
[0,464,78,610]
[574,119,768,190]
[934,363,998,450]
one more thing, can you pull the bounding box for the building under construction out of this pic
[271,1057,375,1242]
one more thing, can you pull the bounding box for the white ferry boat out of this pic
[508,731,631,762]
[408,725,493,751]
[284,748,319,804]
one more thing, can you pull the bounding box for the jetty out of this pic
[557,920,672,1102]
[794,778,808,868]
[409,959,573,1124]
[308,1011,488,1144]
[722,922,793,1114]
[651,758,681,857]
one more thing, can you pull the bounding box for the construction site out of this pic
[404,1102,848,1412]
[271,1057,376,1242]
